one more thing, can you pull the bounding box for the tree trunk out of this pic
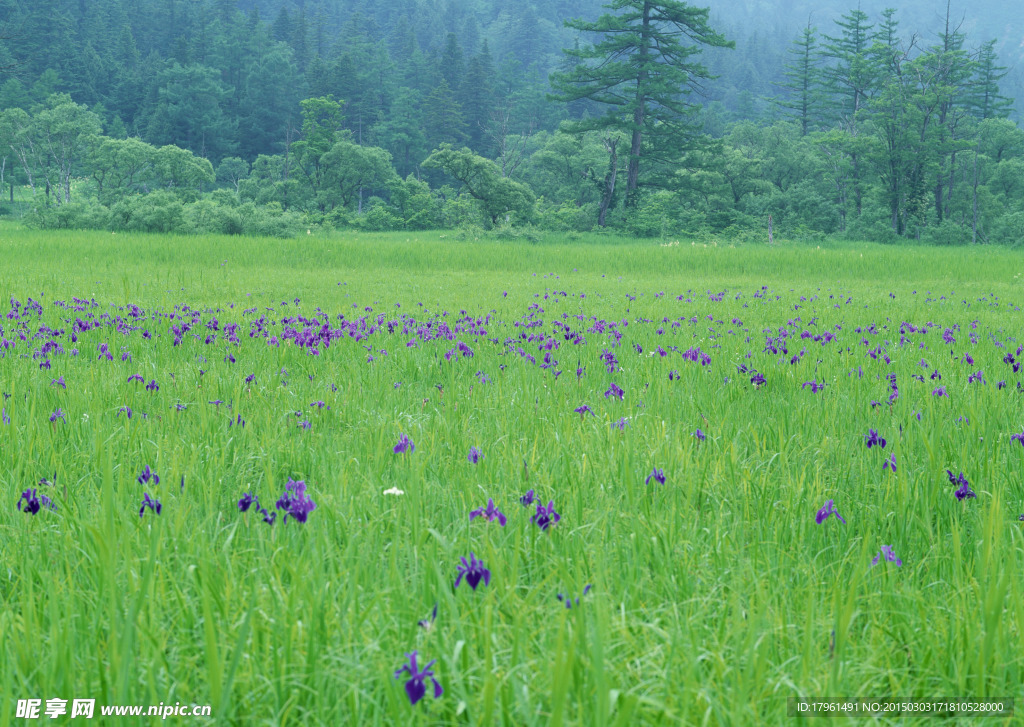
[598,136,618,227]
[625,1,651,207]
[972,149,978,244]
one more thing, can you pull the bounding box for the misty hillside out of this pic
[2,0,1024,245]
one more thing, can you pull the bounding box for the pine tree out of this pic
[458,41,494,153]
[423,78,467,150]
[439,33,464,92]
[550,0,733,207]
[773,20,825,134]
[291,7,310,72]
[271,7,292,43]
[926,4,975,223]
[822,8,875,122]
[821,7,877,218]
[968,40,1012,120]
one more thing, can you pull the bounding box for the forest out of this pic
[1,0,1023,243]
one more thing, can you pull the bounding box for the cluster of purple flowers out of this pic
[556,584,594,609]
[274,479,318,523]
[15,282,1024,709]
[237,479,317,525]
[946,470,976,500]
[18,488,56,515]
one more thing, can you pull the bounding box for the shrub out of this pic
[25,202,110,230]
[109,191,184,233]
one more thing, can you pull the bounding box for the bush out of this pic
[923,219,971,246]
[489,225,540,244]
[235,202,303,238]
[535,201,596,232]
[181,199,244,235]
[988,211,1024,246]
[109,191,184,233]
[357,205,403,231]
[25,201,110,230]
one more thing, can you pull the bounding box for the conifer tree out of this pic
[968,39,1012,120]
[550,0,732,207]
[774,20,826,134]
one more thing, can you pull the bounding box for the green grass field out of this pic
[2,224,1023,725]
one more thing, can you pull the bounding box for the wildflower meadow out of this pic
[2,225,1023,725]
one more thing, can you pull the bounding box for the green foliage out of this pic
[388,175,444,230]
[422,144,535,225]
[320,141,399,211]
[551,0,734,206]
[0,2,1023,248]
[25,201,110,230]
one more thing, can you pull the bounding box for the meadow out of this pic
[1,224,1023,725]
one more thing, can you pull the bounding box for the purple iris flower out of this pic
[946,470,976,500]
[139,493,162,517]
[750,372,766,387]
[816,499,846,525]
[394,651,443,705]
[146,380,159,392]
[275,479,317,523]
[802,380,825,393]
[519,489,536,506]
[18,488,40,515]
[645,468,666,485]
[605,383,624,400]
[556,584,594,609]
[574,404,593,418]
[2,407,8,425]
[968,370,985,385]
[118,406,132,418]
[418,603,438,631]
[127,374,144,384]
[137,465,159,486]
[469,499,506,526]
[238,492,258,512]
[693,429,706,441]
[531,501,561,531]
[51,377,65,389]
[864,429,886,449]
[871,545,902,567]
[883,454,897,473]
[1011,429,1024,447]
[394,433,415,454]
[955,481,976,500]
[49,408,65,423]
[932,386,947,397]
[467,446,482,464]
[454,552,491,590]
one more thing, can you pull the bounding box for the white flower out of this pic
[383,487,405,496]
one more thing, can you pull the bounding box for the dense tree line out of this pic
[1,0,1023,243]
